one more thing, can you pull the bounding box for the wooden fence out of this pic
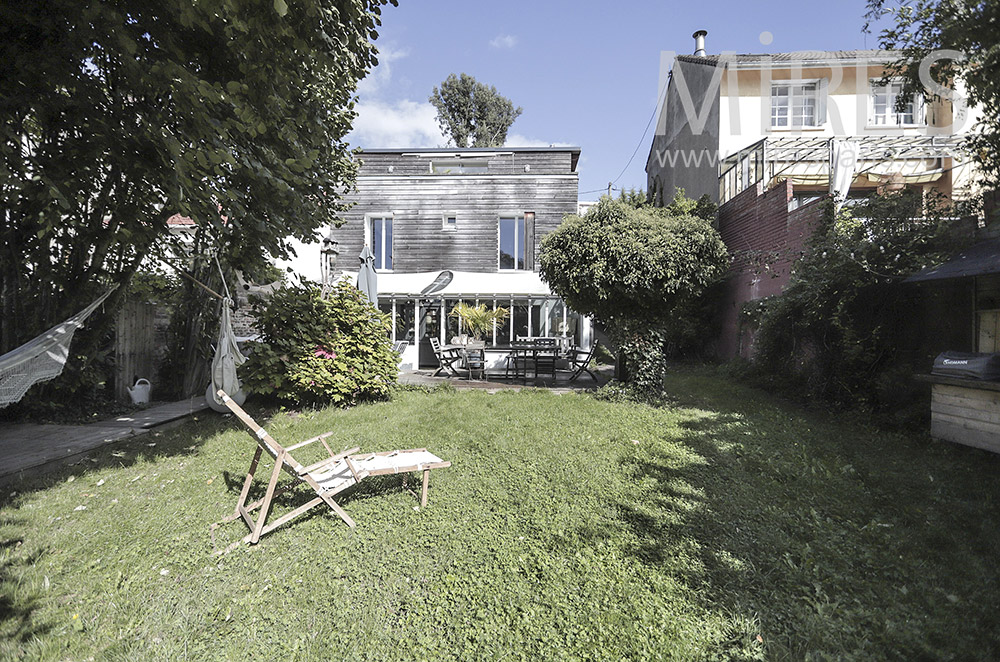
[115,301,157,401]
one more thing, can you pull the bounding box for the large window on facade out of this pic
[499,212,534,271]
[367,215,392,270]
[771,81,822,128]
[870,80,923,126]
[499,216,525,270]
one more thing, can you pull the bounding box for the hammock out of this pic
[205,296,247,412]
[0,286,118,408]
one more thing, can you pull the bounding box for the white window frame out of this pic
[442,212,458,232]
[498,213,525,271]
[770,79,826,130]
[364,213,393,271]
[868,79,925,128]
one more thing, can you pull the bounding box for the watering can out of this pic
[127,378,151,405]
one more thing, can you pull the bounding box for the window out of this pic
[366,215,392,270]
[430,159,488,174]
[771,81,823,128]
[870,80,923,126]
[499,213,535,270]
[442,213,457,231]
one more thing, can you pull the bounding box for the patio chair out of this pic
[533,338,558,380]
[504,342,531,381]
[462,343,487,381]
[210,390,451,553]
[567,341,600,382]
[429,337,462,377]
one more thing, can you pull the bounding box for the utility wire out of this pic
[608,73,671,187]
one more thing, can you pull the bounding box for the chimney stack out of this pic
[692,30,708,57]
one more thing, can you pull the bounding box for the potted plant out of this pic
[449,303,509,344]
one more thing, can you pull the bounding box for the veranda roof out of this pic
[336,270,554,298]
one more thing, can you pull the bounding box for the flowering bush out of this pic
[243,281,397,407]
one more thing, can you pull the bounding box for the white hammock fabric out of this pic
[206,297,247,411]
[0,287,117,408]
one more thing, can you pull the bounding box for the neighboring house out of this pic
[647,31,980,207]
[324,146,591,369]
[646,31,984,359]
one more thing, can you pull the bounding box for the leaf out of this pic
[274,0,288,17]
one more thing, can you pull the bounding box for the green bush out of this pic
[539,192,728,401]
[243,281,397,407]
[749,191,972,417]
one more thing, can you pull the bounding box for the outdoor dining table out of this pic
[505,341,562,381]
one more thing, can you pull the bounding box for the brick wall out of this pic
[714,180,826,359]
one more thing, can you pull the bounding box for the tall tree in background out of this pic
[429,73,523,147]
[865,0,1000,185]
[0,0,394,400]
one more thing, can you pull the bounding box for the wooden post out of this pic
[420,469,430,508]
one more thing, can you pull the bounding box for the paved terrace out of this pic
[0,396,209,486]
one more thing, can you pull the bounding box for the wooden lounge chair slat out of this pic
[211,390,451,553]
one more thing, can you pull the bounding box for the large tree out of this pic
[539,194,728,397]
[865,0,1000,185]
[429,73,522,147]
[0,0,393,398]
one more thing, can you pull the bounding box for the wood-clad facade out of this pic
[330,147,580,275]
[326,147,586,370]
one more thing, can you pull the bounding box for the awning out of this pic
[905,238,1000,283]
[336,270,555,298]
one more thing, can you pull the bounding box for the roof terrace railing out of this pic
[718,136,967,206]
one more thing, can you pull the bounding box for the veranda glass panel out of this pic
[512,301,529,341]
[396,300,415,344]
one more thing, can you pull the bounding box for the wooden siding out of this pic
[332,171,579,274]
[930,382,1000,454]
[356,151,574,177]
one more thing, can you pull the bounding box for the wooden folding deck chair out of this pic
[211,390,451,553]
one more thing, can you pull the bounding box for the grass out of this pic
[1,369,999,660]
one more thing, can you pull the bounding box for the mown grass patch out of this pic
[2,370,999,660]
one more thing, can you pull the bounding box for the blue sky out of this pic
[348,0,879,199]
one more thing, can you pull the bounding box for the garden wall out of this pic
[713,180,825,359]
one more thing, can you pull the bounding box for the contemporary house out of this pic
[324,146,591,370]
[646,31,983,359]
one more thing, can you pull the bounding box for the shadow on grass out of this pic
[608,383,1000,659]
[0,522,52,649]
[216,467,414,532]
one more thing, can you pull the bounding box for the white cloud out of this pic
[357,45,409,98]
[505,133,574,148]
[349,100,446,148]
[489,34,518,49]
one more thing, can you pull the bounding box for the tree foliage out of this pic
[539,194,728,398]
[429,73,523,148]
[0,0,393,400]
[750,190,973,416]
[243,282,397,407]
[865,0,1000,185]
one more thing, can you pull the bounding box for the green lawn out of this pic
[2,370,999,660]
